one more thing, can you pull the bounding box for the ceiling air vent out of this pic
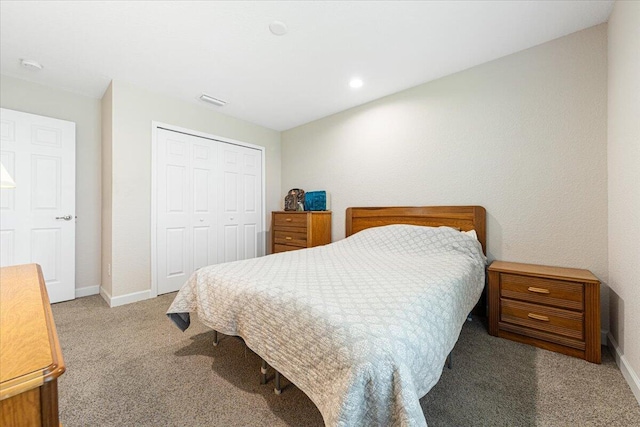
[199,93,227,107]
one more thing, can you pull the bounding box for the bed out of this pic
[167,206,487,427]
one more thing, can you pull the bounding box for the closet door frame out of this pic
[150,121,266,298]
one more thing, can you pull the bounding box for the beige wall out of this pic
[282,26,609,328]
[607,0,640,402]
[105,80,281,300]
[0,75,102,294]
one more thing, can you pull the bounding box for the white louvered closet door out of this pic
[155,128,263,295]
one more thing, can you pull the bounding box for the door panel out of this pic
[218,143,262,262]
[244,174,256,212]
[157,131,192,293]
[224,172,238,211]
[0,151,15,210]
[223,225,238,262]
[193,226,210,271]
[166,165,186,212]
[31,228,61,282]
[166,227,186,277]
[0,230,15,266]
[0,108,75,303]
[31,124,62,147]
[244,224,257,259]
[190,141,217,275]
[193,168,210,212]
[32,155,61,209]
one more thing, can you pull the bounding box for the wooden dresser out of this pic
[488,261,601,363]
[0,264,66,426]
[272,211,332,253]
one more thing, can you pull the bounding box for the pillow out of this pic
[463,229,478,240]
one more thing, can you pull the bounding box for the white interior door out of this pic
[0,108,76,303]
[155,127,264,295]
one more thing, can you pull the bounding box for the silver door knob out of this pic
[55,215,73,221]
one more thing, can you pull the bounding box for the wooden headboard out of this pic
[345,206,487,254]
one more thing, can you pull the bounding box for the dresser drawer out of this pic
[273,230,307,247]
[500,273,583,310]
[501,298,583,340]
[273,244,302,253]
[273,214,307,229]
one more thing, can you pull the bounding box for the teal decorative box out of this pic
[304,191,327,211]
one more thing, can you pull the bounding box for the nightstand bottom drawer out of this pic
[498,322,586,351]
[500,299,584,340]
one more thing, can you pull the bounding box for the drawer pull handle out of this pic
[528,313,550,322]
[527,287,550,294]
[285,218,292,222]
[285,236,292,240]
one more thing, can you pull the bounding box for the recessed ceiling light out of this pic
[20,59,43,71]
[199,93,227,107]
[269,21,288,36]
[349,78,363,89]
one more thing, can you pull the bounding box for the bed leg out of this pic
[261,359,268,385]
[274,371,282,395]
[446,352,452,370]
[212,330,219,347]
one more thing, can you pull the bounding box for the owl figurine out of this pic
[284,188,305,211]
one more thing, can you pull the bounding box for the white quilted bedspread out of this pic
[167,225,486,426]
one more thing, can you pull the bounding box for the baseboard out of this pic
[99,287,153,308]
[607,332,640,405]
[99,286,112,306]
[75,285,99,298]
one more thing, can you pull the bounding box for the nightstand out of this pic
[488,261,601,363]
[271,211,331,254]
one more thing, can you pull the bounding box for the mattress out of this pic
[167,224,486,426]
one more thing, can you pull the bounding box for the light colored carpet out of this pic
[51,293,640,426]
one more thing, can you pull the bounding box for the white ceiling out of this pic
[0,1,614,131]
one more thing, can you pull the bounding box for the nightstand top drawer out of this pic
[501,273,583,310]
[489,261,599,284]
